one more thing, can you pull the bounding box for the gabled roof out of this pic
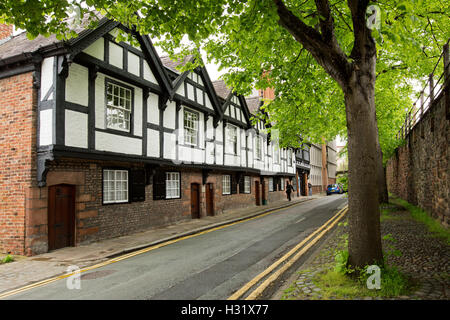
[212,79,254,129]
[0,12,106,64]
[0,15,174,95]
[245,96,262,115]
[160,55,195,74]
[212,80,232,100]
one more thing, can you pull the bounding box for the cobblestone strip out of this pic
[282,206,450,300]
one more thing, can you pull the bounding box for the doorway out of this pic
[191,183,200,219]
[205,183,214,216]
[255,180,261,206]
[48,184,75,250]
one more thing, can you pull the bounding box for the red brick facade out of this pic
[0,24,13,41]
[0,72,37,255]
[4,153,292,255]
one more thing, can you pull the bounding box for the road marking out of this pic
[295,217,305,224]
[0,198,318,300]
[228,205,348,300]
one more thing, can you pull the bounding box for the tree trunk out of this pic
[344,62,384,269]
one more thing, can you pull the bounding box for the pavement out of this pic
[273,201,450,300]
[0,194,322,296]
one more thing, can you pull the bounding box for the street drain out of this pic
[80,270,116,280]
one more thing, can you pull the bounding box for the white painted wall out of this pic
[65,63,88,107]
[143,61,158,84]
[95,131,141,155]
[163,132,176,160]
[40,57,54,101]
[147,128,159,157]
[83,37,104,60]
[94,73,105,129]
[127,51,140,76]
[65,110,88,148]
[109,42,123,69]
[39,109,53,146]
[133,86,143,137]
[163,101,176,129]
[147,92,159,125]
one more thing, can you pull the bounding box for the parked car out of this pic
[326,184,344,195]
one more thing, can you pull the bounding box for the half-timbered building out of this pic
[0,16,296,255]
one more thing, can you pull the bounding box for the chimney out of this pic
[0,24,13,41]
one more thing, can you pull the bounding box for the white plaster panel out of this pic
[216,121,223,141]
[176,84,184,96]
[187,83,195,101]
[65,63,89,106]
[206,117,213,139]
[83,37,104,60]
[143,61,158,84]
[65,110,88,148]
[109,42,123,69]
[163,101,176,129]
[205,96,213,110]
[164,132,176,160]
[196,88,204,105]
[39,109,53,146]
[133,86,143,137]
[215,145,223,165]
[96,131,141,155]
[40,57,54,101]
[147,92,159,125]
[147,129,160,157]
[95,74,105,129]
[128,51,140,76]
[206,142,214,164]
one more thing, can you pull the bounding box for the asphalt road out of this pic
[7,194,347,300]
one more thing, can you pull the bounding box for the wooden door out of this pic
[255,181,260,206]
[48,184,75,250]
[191,183,200,219]
[261,179,266,204]
[205,183,214,216]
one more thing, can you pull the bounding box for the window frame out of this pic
[222,175,231,195]
[165,171,181,199]
[102,168,129,204]
[105,78,134,133]
[183,107,200,147]
[255,135,262,160]
[244,176,251,194]
[268,177,274,192]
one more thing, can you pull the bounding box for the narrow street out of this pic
[6,195,347,300]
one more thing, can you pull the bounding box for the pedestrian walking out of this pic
[308,182,312,196]
[286,181,293,201]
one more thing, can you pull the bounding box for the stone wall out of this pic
[386,91,449,228]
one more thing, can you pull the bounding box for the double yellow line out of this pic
[228,205,348,300]
[0,199,311,300]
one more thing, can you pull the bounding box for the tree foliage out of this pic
[1,1,448,152]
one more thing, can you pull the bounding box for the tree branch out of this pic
[272,0,351,88]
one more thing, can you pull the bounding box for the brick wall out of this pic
[0,24,13,41]
[21,157,294,255]
[0,72,37,255]
[386,92,449,227]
